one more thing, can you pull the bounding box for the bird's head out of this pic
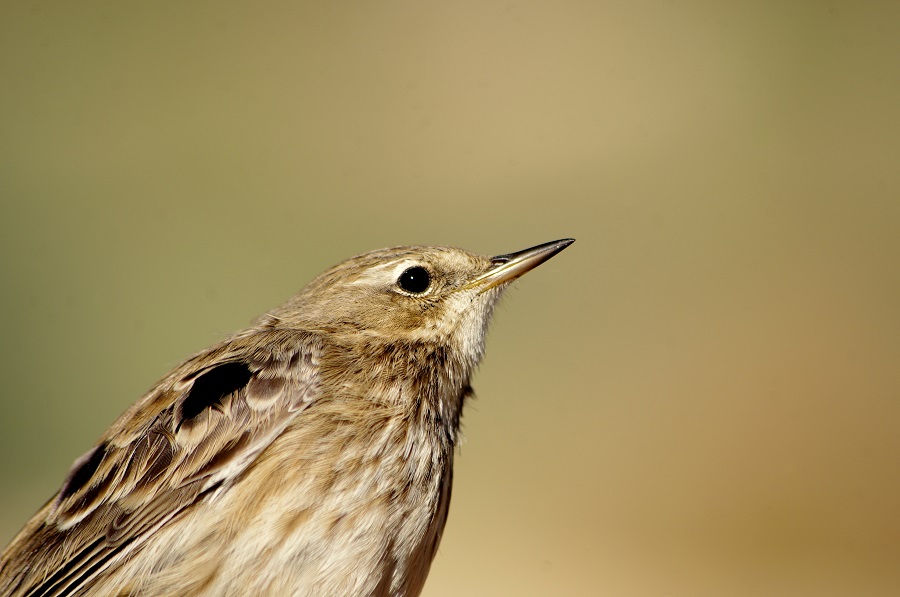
[265,239,574,366]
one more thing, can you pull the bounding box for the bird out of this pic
[0,238,574,597]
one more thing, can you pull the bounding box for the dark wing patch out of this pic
[58,443,108,502]
[0,330,321,597]
[178,361,253,423]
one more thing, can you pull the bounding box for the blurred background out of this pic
[1,2,898,595]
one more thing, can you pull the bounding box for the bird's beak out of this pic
[465,238,575,293]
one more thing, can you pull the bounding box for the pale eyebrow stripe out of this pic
[348,260,420,285]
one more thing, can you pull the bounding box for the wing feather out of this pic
[0,329,321,597]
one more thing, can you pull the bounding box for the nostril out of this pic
[490,256,511,265]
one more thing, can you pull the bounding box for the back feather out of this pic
[0,329,321,597]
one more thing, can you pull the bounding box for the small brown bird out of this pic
[0,239,574,597]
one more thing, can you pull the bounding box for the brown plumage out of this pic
[0,239,574,597]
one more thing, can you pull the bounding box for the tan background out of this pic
[1,2,899,595]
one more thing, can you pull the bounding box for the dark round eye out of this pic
[397,266,431,294]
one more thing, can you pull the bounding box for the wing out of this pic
[0,328,321,597]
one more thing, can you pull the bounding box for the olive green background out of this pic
[2,2,898,595]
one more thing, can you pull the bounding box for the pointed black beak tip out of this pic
[491,238,575,265]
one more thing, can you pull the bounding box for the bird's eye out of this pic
[397,266,431,294]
